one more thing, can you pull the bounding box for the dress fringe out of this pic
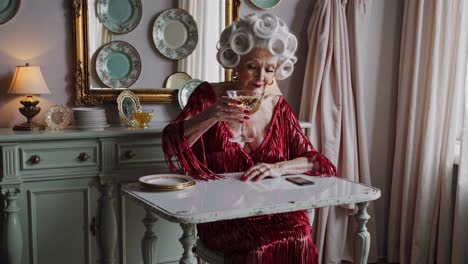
[197,211,318,264]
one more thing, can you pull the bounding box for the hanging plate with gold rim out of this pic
[165,72,192,89]
[96,41,141,88]
[97,0,142,33]
[249,0,281,9]
[0,0,20,24]
[178,79,203,109]
[152,8,198,60]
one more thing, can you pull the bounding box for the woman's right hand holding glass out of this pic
[205,96,249,123]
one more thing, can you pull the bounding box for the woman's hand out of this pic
[183,96,249,147]
[204,96,248,123]
[241,162,283,181]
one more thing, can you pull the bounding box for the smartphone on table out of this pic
[286,176,315,186]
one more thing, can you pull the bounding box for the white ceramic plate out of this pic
[76,124,110,129]
[76,121,108,126]
[139,174,195,191]
[165,72,191,89]
[152,8,198,60]
[178,79,203,109]
[73,107,106,112]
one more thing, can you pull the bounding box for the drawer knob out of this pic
[30,155,41,164]
[125,150,135,159]
[79,152,90,161]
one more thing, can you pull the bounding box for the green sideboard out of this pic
[0,124,183,264]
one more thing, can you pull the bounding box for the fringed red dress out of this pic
[163,82,336,264]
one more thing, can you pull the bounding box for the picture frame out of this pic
[72,0,240,105]
[117,90,141,127]
[44,105,71,130]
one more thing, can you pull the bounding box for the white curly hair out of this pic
[216,13,298,80]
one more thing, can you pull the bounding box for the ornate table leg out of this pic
[141,209,158,264]
[354,202,370,264]
[100,184,118,264]
[179,223,196,264]
[2,188,23,264]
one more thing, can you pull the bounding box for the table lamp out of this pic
[8,63,50,131]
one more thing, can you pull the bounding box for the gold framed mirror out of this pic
[72,0,240,106]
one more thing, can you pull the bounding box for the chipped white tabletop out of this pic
[122,173,381,264]
[122,173,380,224]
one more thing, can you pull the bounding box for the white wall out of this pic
[0,0,403,258]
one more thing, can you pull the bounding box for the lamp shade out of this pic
[7,64,50,95]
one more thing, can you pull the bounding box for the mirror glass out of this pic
[72,0,239,105]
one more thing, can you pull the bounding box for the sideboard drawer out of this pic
[20,140,99,173]
[117,138,166,168]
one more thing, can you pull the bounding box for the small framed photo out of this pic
[117,90,141,127]
[44,105,70,130]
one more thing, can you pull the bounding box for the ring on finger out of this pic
[256,168,262,174]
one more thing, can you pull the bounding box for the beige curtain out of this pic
[453,83,468,264]
[299,0,378,263]
[178,0,225,82]
[387,0,468,263]
[453,66,468,263]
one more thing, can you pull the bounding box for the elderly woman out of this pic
[163,13,336,264]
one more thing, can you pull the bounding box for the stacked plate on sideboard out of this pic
[73,107,109,130]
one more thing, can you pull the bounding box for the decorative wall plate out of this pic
[178,79,203,109]
[45,105,70,130]
[117,90,141,127]
[97,0,142,33]
[153,8,198,60]
[139,174,195,191]
[249,0,281,9]
[164,72,191,89]
[0,0,20,24]
[96,41,141,88]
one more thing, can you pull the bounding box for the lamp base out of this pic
[13,122,45,131]
[12,95,45,131]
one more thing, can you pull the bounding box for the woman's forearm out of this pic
[183,111,217,147]
[242,156,316,181]
[275,157,315,176]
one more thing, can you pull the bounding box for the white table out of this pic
[122,173,381,264]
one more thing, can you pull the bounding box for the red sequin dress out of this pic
[163,82,336,264]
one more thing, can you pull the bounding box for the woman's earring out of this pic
[268,79,274,86]
[232,71,238,82]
